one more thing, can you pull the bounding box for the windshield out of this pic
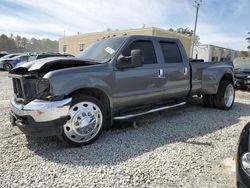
[234,61,250,69]
[77,37,126,62]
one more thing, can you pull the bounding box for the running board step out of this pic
[113,102,186,120]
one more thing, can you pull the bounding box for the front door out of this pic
[113,39,166,110]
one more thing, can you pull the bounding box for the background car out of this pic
[0,52,74,71]
[234,57,250,90]
[0,53,23,71]
[35,52,74,59]
[0,51,8,58]
[0,53,21,61]
[0,54,34,71]
[236,122,250,188]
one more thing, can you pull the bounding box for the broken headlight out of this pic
[37,79,52,99]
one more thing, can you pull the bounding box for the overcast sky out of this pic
[0,0,249,50]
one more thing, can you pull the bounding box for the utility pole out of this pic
[190,0,201,59]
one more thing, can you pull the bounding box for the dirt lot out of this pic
[0,71,250,187]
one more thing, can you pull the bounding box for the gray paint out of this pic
[12,35,234,114]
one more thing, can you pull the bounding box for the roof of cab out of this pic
[100,35,181,43]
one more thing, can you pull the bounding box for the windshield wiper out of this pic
[79,58,102,63]
[102,58,111,63]
[78,58,111,64]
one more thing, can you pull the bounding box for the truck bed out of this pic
[190,61,233,95]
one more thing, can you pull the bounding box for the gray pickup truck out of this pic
[9,35,235,146]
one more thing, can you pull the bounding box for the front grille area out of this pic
[12,77,37,104]
[13,78,24,99]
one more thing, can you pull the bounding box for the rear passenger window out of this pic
[122,40,157,64]
[160,42,182,63]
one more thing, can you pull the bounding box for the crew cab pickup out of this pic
[9,35,235,146]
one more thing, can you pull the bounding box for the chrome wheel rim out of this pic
[64,101,103,143]
[224,84,234,108]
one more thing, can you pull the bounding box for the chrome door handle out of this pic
[184,67,188,76]
[158,69,164,78]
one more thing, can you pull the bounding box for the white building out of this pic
[193,44,239,62]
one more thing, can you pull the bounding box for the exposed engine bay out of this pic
[8,57,100,104]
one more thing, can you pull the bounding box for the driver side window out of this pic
[122,40,157,64]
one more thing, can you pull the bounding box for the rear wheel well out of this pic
[220,73,233,83]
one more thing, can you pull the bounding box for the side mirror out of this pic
[131,49,144,67]
[117,49,143,69]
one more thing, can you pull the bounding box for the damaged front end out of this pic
[9,68,72,136]
[8,57,99,136]
[9,73,52,104]
[9,57,98,103]
[9,72,72,136]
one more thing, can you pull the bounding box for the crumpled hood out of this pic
[10,57,99,74]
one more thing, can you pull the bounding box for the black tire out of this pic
[3,63,12,71]
[202,94,214,107]
[59,94,108,146]
[214,81,235,110]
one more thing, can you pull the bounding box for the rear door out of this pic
[114,39,166,109]
[158,41,190,99]
[13,55,29,66]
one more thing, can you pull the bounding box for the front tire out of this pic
[3,63,12,71]
[60,95,107,146]
[214,81,235,110]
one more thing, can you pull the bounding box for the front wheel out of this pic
[3,63,12,71]
[214,81,235,110]
[60,95,107,146]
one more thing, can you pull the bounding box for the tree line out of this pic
[0,34,58,53]
[247,32,250,50]
[168,27,200,45]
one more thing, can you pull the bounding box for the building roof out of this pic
[195,44,238,52]
[59,27,191,40]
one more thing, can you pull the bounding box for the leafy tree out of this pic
[169,27,200,45]
[0,34,58,53]
[168,28,174,32]
[247,32,250,50]
[15,35,22,48]
[0,34,17,52]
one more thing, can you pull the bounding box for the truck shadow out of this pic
[26,98,250,166]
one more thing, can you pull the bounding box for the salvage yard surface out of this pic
[0,71,249,188]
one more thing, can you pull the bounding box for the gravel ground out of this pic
[0,71,250,188]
